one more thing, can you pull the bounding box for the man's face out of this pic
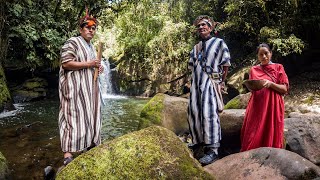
[196,20,212,39]
[80,25,96,42]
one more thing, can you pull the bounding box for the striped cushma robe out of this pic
[188,37,231,147]
[58,36,101,152]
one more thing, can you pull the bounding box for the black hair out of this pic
[256,43,272,53]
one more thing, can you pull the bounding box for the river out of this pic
[0,96,149,179]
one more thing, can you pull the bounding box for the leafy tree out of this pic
[4,0,109,71]
[106,0,194,94]
[222,0,308,63]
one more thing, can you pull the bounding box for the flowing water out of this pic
[0,97,149,179]
[0,60,149,179]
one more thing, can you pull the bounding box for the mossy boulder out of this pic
[139,93,165,128]
[12,77,48,102]
[0,151,9,179]
[138,93,189,135]
[0,65,14,112]
[228,66,251,94]
[224,93,251,109]
[56,126,214,179]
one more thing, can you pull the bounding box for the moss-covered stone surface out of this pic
[224,97,240,109]
[224,93,251,109]
[0,151,9,179]
[0,65,12,112]
[56,126,214,180]
[138,93,165,129]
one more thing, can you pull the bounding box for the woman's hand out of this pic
[263,79,288,94]
[263,79,273,88]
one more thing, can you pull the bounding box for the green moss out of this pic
[14,90,43,98]
[0,151,8,178]
[138,93,165,129]
[303,95,314,105]
[56,126,214,180]
[24,81,42,89]
[23,78,48,89]
[0,65,11,110]
[224,97,240,109]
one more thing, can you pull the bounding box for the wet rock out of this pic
[204,147,320,180]
[285,112,320,165]
[12,77,48,103]
[138,93,189,135]
[219,109,245,155]
[44,166,55,180]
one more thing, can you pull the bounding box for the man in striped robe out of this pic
[58,14,103,166]
[188,15,231,166]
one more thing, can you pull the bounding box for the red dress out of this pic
[241,63,289,151]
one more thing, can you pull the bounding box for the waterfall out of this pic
[100,59,125,99]
[100,59,113,94]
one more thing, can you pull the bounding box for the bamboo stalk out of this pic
[94,42,103,82]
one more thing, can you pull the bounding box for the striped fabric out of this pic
[58,36,101,152]
[187,37,231,147]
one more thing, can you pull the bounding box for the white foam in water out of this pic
[102,94,127,99]
[0,103,25,118]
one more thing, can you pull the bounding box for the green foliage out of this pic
[2,0,320,96]
[259,27,305,56]
[5,0,68,69]
[105,0,194,94]
[270,35,305,56]
[222,0,312,62]
[4,0,110,70]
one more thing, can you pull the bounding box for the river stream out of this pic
[0,96,148,179]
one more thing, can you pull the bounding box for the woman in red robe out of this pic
[241,43,289,151]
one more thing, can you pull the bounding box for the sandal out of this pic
[63,156,73,166]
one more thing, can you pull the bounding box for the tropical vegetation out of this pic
[0,0,319,97]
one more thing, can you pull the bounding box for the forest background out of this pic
[0,0,319,110]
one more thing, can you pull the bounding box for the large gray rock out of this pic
[138,93,189,135]
[204,147,320,180]
[285,112,320,165]
[219,109,245,155]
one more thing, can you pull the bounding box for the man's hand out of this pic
[88,59,101,68]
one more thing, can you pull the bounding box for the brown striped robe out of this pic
[58,36,101,152]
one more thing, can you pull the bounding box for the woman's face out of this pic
[258,47,272,65]
[196,19,212,39]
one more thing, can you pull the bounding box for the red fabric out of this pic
[241,63,289,151]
